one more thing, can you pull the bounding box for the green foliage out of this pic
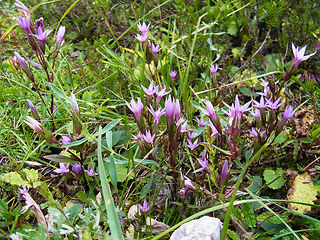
[263,168,286,190]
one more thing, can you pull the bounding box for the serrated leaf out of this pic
[263,168,285,190]
[228,229,241,240]
[241,202,256,228]
[287,173,318,213]
[0,169,41,188]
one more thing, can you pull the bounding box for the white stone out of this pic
[170,216,223,240]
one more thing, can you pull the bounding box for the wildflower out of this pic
[195,116,209,127]
[165,96,180,125]
[14,52,33,80]
[35,18,44,32]
[177,118,188,133]
[266,98,284,110]
[184,176,196,190]
[56,25,65,49]
[169,70,177,79]
[193,152,209,173]
[186,138,199,150]
[249,128,265,139]
[200,100,222,134]
[179,188,186,196]
[219,160,229,187]
[85,168,98,177]
[155,85,169,105]
[141,82,156,100]
[138,199,150,213]
[34,27,52,53]
[143,130,155,144]
[137,22,150,36]
[17,16,31,37]
[291,42,316,68]
[209,63,220,75]
[147,105,165,125]
[72,163,81,176]
[24,116,43,134]
[250,108,260,119]
[253,96,267,109]
[208,121,219,137]
[61,135,71,145]
[70,93,82,135]
[277,105,295,132]
[70,93,79,114]
[136,33,148,44]
[54,163,70,174]
[151,43,162,55]
[132,132,143,142]
[26,99,40,120]
[18,184,29,195]
[14,1,30,17]
[188,131,196,139]
[126,97,144,122]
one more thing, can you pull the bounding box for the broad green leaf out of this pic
[287,173,318,214]
[0,169,41,188]
[105,155,117,189]
[141,175,153,197]
[43,154,78,164]
[77,191,88,204]
[116,165,133,183]
[228,229,241,240]
[106,131,113,149]
[263,168,285,190]
[67,204,81,222]
[49,83,65,99]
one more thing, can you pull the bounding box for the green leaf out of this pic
[141,174,153,197]
[273,131,287,145]
[67,204,81,222]
[312,127,320,139]
[116,165,133,183]
[49,83,65,99]
[263,168,285,190]
[287,173,318,213]
[227,22,238,35]
[228,229,241,240]
[0,169,41,188]
[241,202,256,228]
[43,154,78,164]
[106,131,113,149]
[105,154,117,189]
[77,191,88,204]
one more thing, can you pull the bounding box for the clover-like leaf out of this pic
[263,168,285,190]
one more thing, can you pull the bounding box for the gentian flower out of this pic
[165,96,180,125]
[14,1,30,17]
[208,121,219,137]
[193,151,209,173]
[72,163,81,176]
[17,16,31,37]
[85,168,98,177]
[209,63,220,75]
[61,135,71,145]
[195,116,209,127]
[147,105,165,125]
[132,132,143,142]
[277,105,295,132]
[70,93,82,135]
[155,85,169,105]
[184,176,196,190]
[141,82,156,100]
[54,163,70,174]
[266,98,284,110]
[291,42,316,68]
[56,25,65,49]
[126,97,144,122]
[34,27,52,53]
[169,70,177,79]
[220,160,229,186]
[136,33,148,44]
[14,52,33,80]
[24,116,43,134]
[138,199,150,213]
[143,130,155,144]
[199,100,222,134]
[186,138,199,150]
[137,22,150,36]
[177,118,188,133]
[35,18,45,32]
[26,99,40,120]
[188,131,196,139]
[152,43,162,55]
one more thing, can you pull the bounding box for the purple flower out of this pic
[70,93,80,115]
[282,105,295,121]
[17,16,31,37]
[249,128,265,139]
[199,100,222,134]
[155,85,169,105]
[223,95,251,130]
[184,176,196,190]
[61,136,71,145]
[138,199,150,213]
[152,43,162,55]
[18,184,29,195]
[136,33,148,44]
[147,106,165,125]
[196,116,209,127]
[169,70,177,79]
[250,108,260,119]
[141,82,156,98]
[165,96,180,125]
[85,168,98,177]
[193,151,209,173]
[54,163,70,174]
[24,116,43,134]
[253,96,267,109]
[14,52,33,79]
[56,26,65,49]
[72,163,81,176]
[292,42,316,67]
[188,131,196,139]
[34,27,52,52]
[143,130,155,144]
[132,132,143,142]
[266,98,284,110]
[26,99,40,120]
[35,18,45,32]
[177,118,188,133]
[179,188,186,196]
[137,22,150,36]
[186,138,199,150]
[208,121,219,137]
[209,63,220,75]
[220,160,229,186]
[126,98,144,122]
[14,1,30,17]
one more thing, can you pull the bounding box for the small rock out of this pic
[170,216,223,240]
[142,217,170,234]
